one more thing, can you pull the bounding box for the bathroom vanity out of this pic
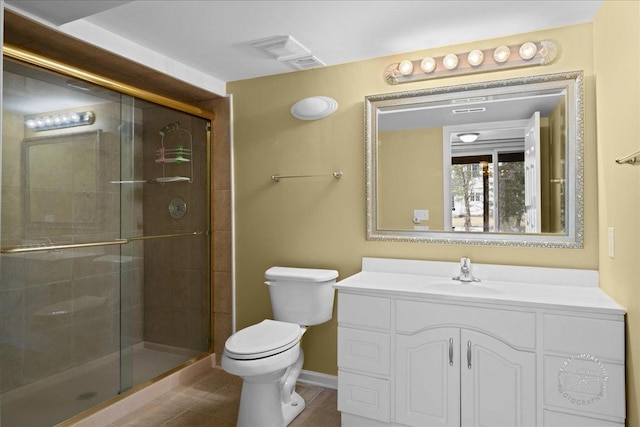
[335,258,625,427]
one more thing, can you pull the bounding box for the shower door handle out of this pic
[0,239,128,254]
[127,231,204,241]
[0,230,206,254]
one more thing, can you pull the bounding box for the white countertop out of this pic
[334,258,625,315]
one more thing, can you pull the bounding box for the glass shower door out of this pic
[118,93,137,395]
[1,55,210,427]
[0,58,137,425]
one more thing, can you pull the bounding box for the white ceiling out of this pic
[5,1,602,96]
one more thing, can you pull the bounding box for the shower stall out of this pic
[0,52,212,426]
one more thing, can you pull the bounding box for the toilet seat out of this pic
[224,319,301,360]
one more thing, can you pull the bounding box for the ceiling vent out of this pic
[452,107,487,114]
[249,35,325,70]
[282,55,326,70]
[250,35,310,60]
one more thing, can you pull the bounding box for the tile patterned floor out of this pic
[110,367,340,426]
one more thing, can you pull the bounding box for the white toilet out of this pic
[221,266,338,427]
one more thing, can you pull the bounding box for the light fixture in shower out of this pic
[25,111,95,132]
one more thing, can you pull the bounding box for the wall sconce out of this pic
[291,96,338,120]
[384,40,558,85]
[25,111,95,132]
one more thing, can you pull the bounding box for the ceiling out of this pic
[5,1,602,96]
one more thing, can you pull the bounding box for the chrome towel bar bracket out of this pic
[615,150,640,165]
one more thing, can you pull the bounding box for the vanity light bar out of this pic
[25,111,95,132]
[384,40,558,85]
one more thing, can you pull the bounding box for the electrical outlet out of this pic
[413,209,429,221]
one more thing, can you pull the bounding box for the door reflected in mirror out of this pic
[367,71,583,247]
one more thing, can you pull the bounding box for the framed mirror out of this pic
[365,71,583,248]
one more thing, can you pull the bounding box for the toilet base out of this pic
[283,391,305,425]
[235,370,306,427]
[223,328,309,426]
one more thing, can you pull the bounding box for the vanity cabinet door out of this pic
[397,328,536,427]
[396,327,461,427]
[460,330,537,427]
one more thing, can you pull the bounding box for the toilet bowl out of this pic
[221,266,338,427]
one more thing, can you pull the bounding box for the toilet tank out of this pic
[265,266,338,326]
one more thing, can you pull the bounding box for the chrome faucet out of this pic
[453,257,480,282]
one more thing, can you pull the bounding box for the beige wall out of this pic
[378,127,444,230]
[594,1,640,426]
[228,22,599,376]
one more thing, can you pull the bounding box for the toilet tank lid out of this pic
[265,266,338,282]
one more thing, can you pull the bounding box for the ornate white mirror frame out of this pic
[365,71,584,248]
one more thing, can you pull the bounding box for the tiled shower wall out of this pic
[140,105,210,351]
[199,98,232,362]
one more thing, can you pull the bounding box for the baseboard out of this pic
[298,369,338,390]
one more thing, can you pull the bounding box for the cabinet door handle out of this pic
[467,340,472,369]
[449,338,454,366]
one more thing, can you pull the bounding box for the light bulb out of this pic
[443,54,459,70]
[52,115,62,124]
[70,113,80,122]
[494,46,511,63]
[519,42,538,60]
[421,57,436,73]
[398,60,414,76]
[467,49,484,67]
[25,119,37,129]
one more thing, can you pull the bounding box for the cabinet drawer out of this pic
[338,327,390,376]
[396,299,536,349]
[543,314,624,362]
[543,410,623,427]
[338,370,390,422]
[338,293,391,330]
[543,355,625,420]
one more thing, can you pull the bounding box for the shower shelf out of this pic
[155,158,191,164]
[155,123,193,183]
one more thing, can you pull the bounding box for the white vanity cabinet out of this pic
[335,258,626,427]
